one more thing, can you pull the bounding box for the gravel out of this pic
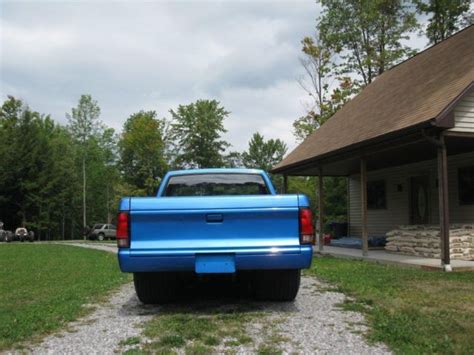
[25,283,151,355]
[14,243,391,354]
[253,277,391,354]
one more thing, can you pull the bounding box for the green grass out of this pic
[120,336,142,346]
[141,304,265,354]
[308,256,474,354]
[0,244,130,350]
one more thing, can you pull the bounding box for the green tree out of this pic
[224,151,243,168]
[295,33,359,142]
[242,133,287,172]
[0,97,81,239]
[415,0,472,44]
[319,0,418,86]
[47,127,81,239]
[119,111,168,196]
[169,100,230,168]
[294,76,358,142]
[241,133,287,192]
[66,94,102,238]
[296,35,334,139]
[100,128,120,223]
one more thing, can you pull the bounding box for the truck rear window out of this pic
[164,173,269,196]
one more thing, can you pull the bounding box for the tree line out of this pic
[0,96,287,239]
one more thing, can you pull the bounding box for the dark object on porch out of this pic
[329,222,348,239]
[323,234,332,245]
[330,236,387,249]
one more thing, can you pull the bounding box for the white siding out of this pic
[450,91,474,133]
[348,151,474,237]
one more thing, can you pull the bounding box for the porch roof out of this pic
[272,25,474,176]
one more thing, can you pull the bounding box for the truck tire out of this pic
[97,233,105,241]
[254,269,301,301]
[133,272,179,304]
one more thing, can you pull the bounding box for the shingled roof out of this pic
[272,25,474,173]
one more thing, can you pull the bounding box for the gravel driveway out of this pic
[17,243,390,354]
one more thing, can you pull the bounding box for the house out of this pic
[271,26,474,271]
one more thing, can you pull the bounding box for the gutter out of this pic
[271,121,433,175]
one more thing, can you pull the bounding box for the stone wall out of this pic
[385,224,474,261]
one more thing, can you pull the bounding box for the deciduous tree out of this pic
[242,133,287,172]
[415,0,473,44]
[119,111,168,196]
[319,0,418,86]
[169,100,230,168]
[67,94,103,238]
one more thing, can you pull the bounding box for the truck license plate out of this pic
[195,254,236,274]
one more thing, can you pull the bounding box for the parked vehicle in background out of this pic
[13,227,34,242]
[117,168,314,304]
[0,222,7,242]
[88,224,116,241]
[0,222,13,242]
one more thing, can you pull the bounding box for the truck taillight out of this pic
[299,208,315,245]
[116,212,129,248]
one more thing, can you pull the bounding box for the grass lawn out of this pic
[0,244,130,350]
[308,256,474,354]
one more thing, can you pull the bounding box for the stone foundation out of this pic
[385,224,474,261]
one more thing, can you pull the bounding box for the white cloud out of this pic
[8,0,424,156]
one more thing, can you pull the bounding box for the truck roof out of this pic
[165,168,266,176]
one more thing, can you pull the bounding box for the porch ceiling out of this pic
[282,131,474,177]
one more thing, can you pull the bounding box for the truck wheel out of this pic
[97,233,105,241]
[133,272,179,304]
[254,269,301,301]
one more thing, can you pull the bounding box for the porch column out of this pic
[437,136,451,271]
[360,159,369,256]
[318,167,324,251]
[283,175,288,194]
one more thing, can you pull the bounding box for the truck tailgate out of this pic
[128,195,300,255]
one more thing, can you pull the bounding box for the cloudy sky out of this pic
[1,0,426,152]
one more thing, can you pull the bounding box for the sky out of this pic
[0,0,427,152]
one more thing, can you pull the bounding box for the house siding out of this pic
[450,91,474,133]
[348,151,474,237]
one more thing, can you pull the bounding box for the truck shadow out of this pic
[120,275,300,318]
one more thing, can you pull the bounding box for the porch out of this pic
[316,246,474,271]
[276,129,474,271]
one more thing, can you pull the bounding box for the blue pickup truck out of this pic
[117,168,314,304]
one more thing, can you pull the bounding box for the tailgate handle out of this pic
[206,213,223,223]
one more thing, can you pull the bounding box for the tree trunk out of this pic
[82,156,87,240]
[106,184,111,224]
[61,209,65,240]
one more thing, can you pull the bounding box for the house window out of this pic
[367,180,386,209]
[459,166,474,205]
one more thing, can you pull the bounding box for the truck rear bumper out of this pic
[118,246,313,273]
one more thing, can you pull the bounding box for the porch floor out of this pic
[315,246,474,271]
